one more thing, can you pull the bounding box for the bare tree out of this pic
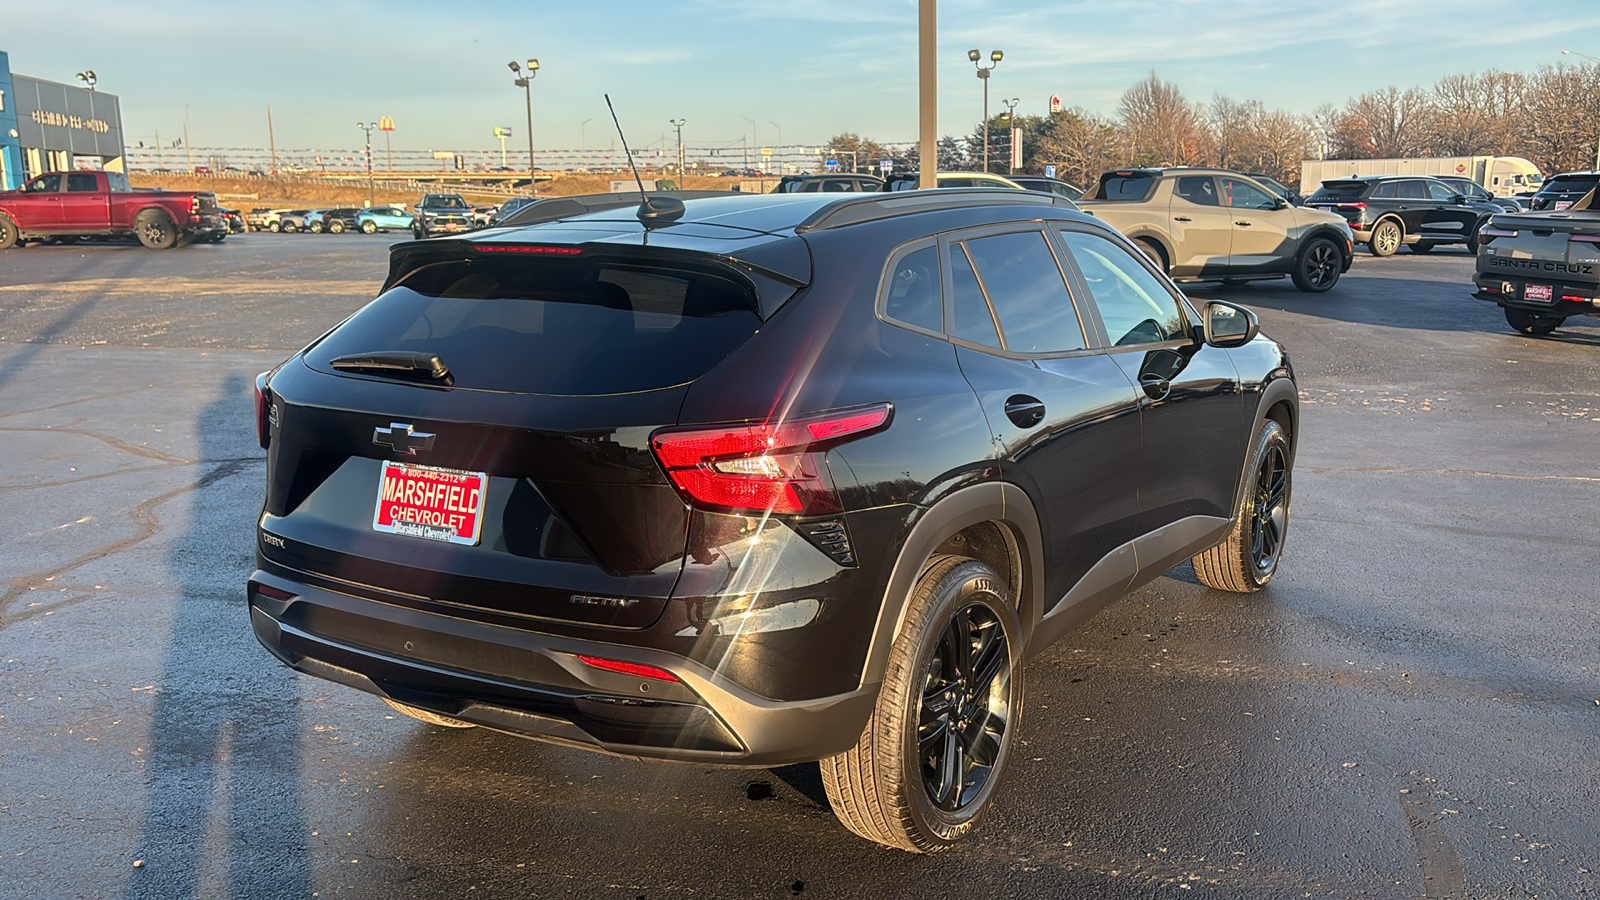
[1429,70,1526,155]
[1339,86,1435,158]
[1033,108,1122,189]
[1522,62,1600,174]
[1118,73,1210,167]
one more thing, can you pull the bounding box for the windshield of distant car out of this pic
[425,196,469,209]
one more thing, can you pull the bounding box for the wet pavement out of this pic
[0,235,1596,899]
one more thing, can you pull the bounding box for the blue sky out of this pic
[6,0,1600,154]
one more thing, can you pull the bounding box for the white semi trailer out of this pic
[1299,156,1543,198]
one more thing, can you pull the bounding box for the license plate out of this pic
[1523,283,1553,302]
[373,461,486,545]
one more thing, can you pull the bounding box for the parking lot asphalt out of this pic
[0,233,1596,899]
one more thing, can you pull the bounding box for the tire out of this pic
[822,556,1023,852]
[361,220,377,234]
[1504,307,1565,336]
[1464,218,1488,255]
[282,222,298,233]
[134,211,179,249]
[382,698,476,728]
[1368,219,1402,257]
[1135,237,1169,273]
[268,221,281,233]
[1291,236,1341,292]
[308,220,324,233]
[1192,419,1291,592]
[1407,242,1435,254]
[329,219,345,233]
[413,225,426,240]
[0,216,17,250]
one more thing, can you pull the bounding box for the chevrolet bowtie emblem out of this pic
[372,422,435,456]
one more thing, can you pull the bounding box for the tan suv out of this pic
[1076,168,1353,292]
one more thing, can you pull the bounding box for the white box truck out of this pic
[1299,156,1543,198]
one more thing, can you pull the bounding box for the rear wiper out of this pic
[329,351,454,385]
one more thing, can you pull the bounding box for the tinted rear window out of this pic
[1096,174,1157,201]
[1308,181,1370,202]
[1541,175,1599,194]
[306,256,761,395]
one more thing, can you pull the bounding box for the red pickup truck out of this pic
[0,170,222,250]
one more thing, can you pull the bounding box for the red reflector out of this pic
[1568,234,1600,244]
[254,583,294,601]
[578,655,680,682]
[474,244,582,255]
[651,403,892,515]
[1561,295,1587,302]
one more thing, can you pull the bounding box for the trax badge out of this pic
[372,422,435,456]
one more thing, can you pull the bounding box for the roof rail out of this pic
[794,188,1076,233]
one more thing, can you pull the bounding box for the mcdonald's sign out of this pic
[379,117,395,131]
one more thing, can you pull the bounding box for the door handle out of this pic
[1234,221,1252,227]
[1397,205,1408,210]
[1173,216,1192,222]
[1004,395,1046,429]
[1139,374,1171,401]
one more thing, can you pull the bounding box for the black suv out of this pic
[1525,171,1600,212]
[249,189,1298,852]
[318,208,365,234]
[1305,174,1504,256]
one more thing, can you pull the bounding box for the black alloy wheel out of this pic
[1249,442,1289,575]
[1504,307,1565,336]
[1292,237,1341,292]
[919,601,1011,813]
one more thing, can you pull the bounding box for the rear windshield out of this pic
[1095,173,1156,201]
[1540,175,1599,194]
[1307,181,1369,202]
[306,256,761,395]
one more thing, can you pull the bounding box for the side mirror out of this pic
[1273,198,1288,210]
[1202,300,1259,348]
[1452,194,1468,204]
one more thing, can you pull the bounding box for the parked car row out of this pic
[247,206,417,234]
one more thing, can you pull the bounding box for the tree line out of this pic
[825,61,1600,190]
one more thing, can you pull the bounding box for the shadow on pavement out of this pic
[123,374,311,900]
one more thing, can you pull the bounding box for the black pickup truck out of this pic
[1472,188,1600,335]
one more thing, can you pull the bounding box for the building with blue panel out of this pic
[0,50,125,191]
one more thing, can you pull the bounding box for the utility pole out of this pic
[183,104,193,173]
[267,105,277,174]
[669,119,686,182]
[920,0,936,189]
[357,121,376,207]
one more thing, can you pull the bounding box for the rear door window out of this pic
[1174,176,1220,206]
[306,255,762,396]
[959,230,1086,354]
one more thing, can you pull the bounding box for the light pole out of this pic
[1001,97,1019,173]
[669,119,686,183]
[356,121,376,207]
[509,59,539,195]
[738,115,757,169]
[75,70,96,92]
[184,104,193,174]
[769,120,782,170]
[968,48,1004,172]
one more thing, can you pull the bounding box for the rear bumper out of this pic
[1472,272,1600,316]
[247,568,878,766]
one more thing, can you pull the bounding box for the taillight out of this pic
[578,655,680,682]
[254,371,272,450]
[651,403,892,515]
[1479,224,1518,246]
[1567,234,1600,245]
[189,196,201,214]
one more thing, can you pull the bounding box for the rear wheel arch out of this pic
[860,482,1043,689]
[1125,231,1172,272]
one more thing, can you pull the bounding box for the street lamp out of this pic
[75,70,96,91]
[1001,98,1019,173]
[738,114,757,169]
[669,119,686,183]
[356,121,376,207]
[968,48,1004,172]
[769,120,782,170]
[1562,49,1600,64]
[509,58,539,195]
